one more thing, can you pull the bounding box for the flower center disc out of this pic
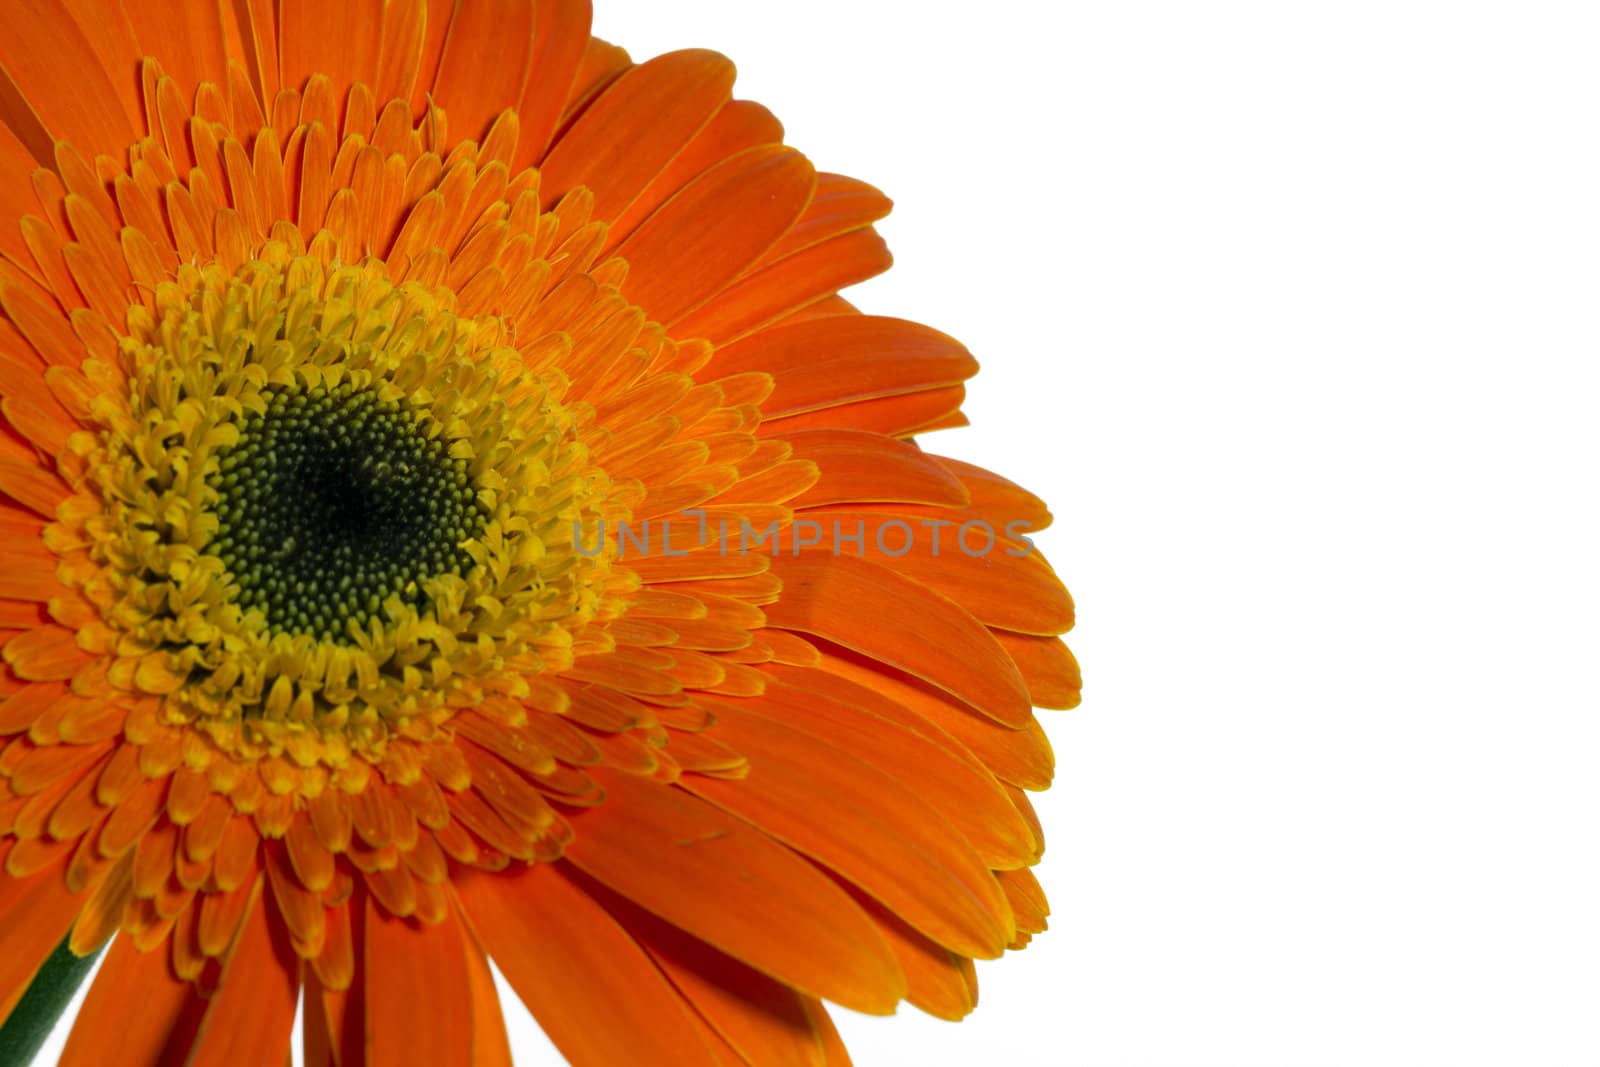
[209,384,486,644]
[54,248,619,785]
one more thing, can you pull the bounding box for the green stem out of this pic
[0,936,101,1067]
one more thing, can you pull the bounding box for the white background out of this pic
[586,2,1600,1065]
[39,2,1600,1065]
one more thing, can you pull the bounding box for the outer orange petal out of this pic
[763,383,969,440]
[457,863,721,1067]
[511,0,593,166]
[0,459,69,518]
[0,850,80,1020]
[301,971,338,1067]
[462,914,515,1067]
[847,888,979,1022]
[998,867,1051,935]
[0,123,45,260]
[278,0,383,96]
[804,999,854,1067]
[563,768,905,1013]
[686,699,1015,960]
[406,0,459,116]
[0,539,65,601]
[430,0,535,142]
[58,935,207,1065]
[304,902,366,1066]
[183,878,299,1067]
[741,678,1037,869]
[934,456,1055,532]
[3,625,94,681]
[557,36,631,128]
[795,506,1075,636]
[123,2,229,101]
[708,315,977,418]
[602,98,785,251]
[671,228,892,346]
[364,897,474,1064]
[615,144,815,325]
[373,0,426,106]
[784,428,970,508]
[812,647,1056,790]
[994,630,1084,709]
[0,4,137,158]
[758,172,893,264]
[593,876,827,1067]
[765,553,1034,727]
[539,49,734,217]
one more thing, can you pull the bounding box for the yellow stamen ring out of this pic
[49,243,615,777]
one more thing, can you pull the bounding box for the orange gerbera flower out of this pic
[0,2,1080,1064]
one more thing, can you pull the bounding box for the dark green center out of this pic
[206,382,486,643]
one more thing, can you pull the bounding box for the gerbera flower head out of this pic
[0,2,1080,1064]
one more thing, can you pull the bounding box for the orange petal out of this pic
[594,875,827,1067]
[672,228,891,346]
[301,968,339,1067]
[933,456,1054,532]
[99,776,169,857]
[11,736,110,795]
[265,838,326,953]
[803,999,854,1067]
[540,49,734,217]
[796,507,1075,636]
[994,631,1083,709]
[58,934,207,1065]
[848,886,978,1022]
[759,172,893,264]
[998,867,1051,935]
[0,124,43,256]
[687,699,1015,959]
[184,879,299,1067]
[603,98,785,251]
[556,37,631,129]
[363,897,473,1064]
[761,384,968,440]
[430,0,534,143]
[0,6,138,158]
[615,144,815,325]
[708,314,976,417]
[813,647,1055,790]
[372,0,426,106]
[308,960,365,1067]
[300,895,366,1062]
[783,428,970,508]
[278,0,383,98]
[284,812,336,892]
[563,767,904,1013]
[0,847,80,1020]
[456,863,720,1067]
[0,458,68,517]
[0,680,65,735]
[405,0,460,117]
[310,897,355,991]
[760,661,975,772]
[123,3,228,102]
[0,599,44,630]
[4,392,77,456]
[746,678,1036,869]
[69,851,133,956]
[3,625,93,681]
[2,281,89,370]
[510,0,593,166]
[765,553,1033,727]
[461,909,514,1067]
